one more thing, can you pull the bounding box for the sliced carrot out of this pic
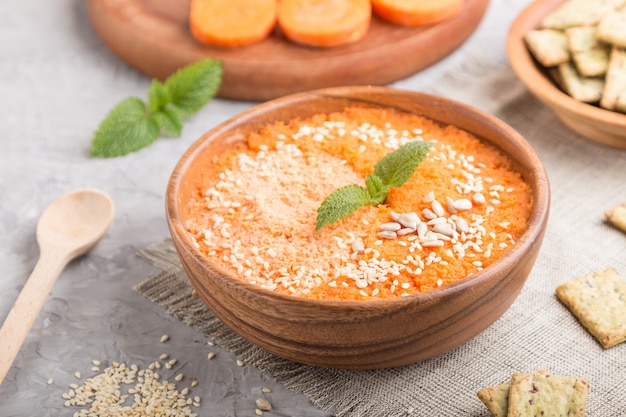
[371,0,464,26]
[278,0,371,48]
[189,0,277,48]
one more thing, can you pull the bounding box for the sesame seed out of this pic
[208,352,216,360]
[256,398,273,411]
[160,334,170,343]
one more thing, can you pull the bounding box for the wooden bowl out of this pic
[165,86,550,369]
[507,0,626,150]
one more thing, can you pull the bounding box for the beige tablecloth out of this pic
[135,60,626,417]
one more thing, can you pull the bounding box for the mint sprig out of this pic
[316,141,434,231]
[91,58,223,158]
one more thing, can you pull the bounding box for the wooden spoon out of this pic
[0,189,115,384]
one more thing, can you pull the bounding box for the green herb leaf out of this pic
[90,97,160,158]
[316,141,434,230]
[373,141,434,188]
[365,174,389,205]
[153,107,183,137]
[148,79,170,113]
[90,58,223,158]
[316,185,374,231]
[165,59,223,117]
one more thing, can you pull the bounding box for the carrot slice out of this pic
[278,0,371,48]
[190,0,277,47]
[371,0,465,26]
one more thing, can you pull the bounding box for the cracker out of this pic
[605,202,626,232]
[600,47,626,109]
[596,10,626,47]
[566,26,611,76]
[476,371,551,417]
[507,371,589,417]
[616,93,626,112]
[525,29,570,67]
[556,268,626,349]
[541,0,626,30]
[477,383,509,417]
[557,62,605,102]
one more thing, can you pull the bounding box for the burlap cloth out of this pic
[134,63,626,416]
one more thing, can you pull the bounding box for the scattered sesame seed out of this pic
[236,359,245,367]
[47,378,54,385]
[159,353,169,360]
[74,372,81,379]
[256,398,273,411]
[160,334,170,343]
[208,352,216,360]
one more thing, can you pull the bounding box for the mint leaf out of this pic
[316,141,433,230]
[91,58,223,158]
[90,97,160,158]
[316,185,374,231]
[365,174,388,205]
[148,79,170,113]
[165,59,223,117]
[373,141,434,188]
[153,107,183,137]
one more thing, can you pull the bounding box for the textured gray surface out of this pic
[1,0,625,416]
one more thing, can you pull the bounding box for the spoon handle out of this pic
[0,247,69,384]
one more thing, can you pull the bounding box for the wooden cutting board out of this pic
[87,0,489,101]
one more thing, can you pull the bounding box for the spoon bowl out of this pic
[0,189,114,384]
[36,189,116,258]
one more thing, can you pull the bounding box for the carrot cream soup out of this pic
[184,107,533,301]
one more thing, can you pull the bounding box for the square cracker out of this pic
[605,202,626,232]
[541,0,626,30]
[616,93,626,112]
[596,10,626,47]
[477,371,551,417]
[477,382,510,417]
[557,62,605,102]
[600,47,626,109]
[507,371,589,417]
[525,29,570,67]
[556,268,626,349]
[566,26,611,76]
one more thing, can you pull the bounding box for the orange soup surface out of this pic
[184,107,533,301]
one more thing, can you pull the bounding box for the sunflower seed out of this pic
[377,231,397,239]
[432,200,445,217]
[454,199,473,211]
[378,222,402,232]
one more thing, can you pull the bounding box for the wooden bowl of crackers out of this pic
[507,0,626,149]
[166,86,550,369]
